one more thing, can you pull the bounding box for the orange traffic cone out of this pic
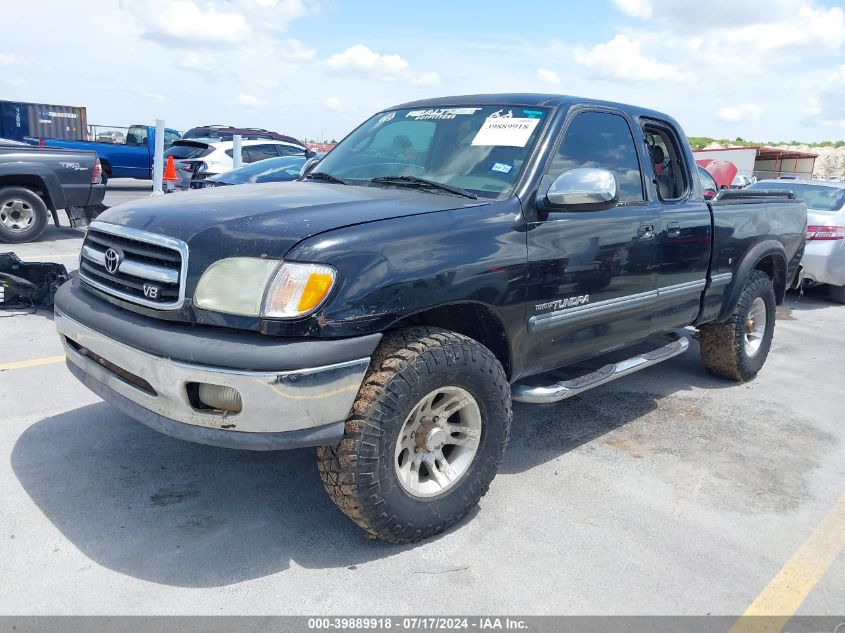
[163,155,178,182]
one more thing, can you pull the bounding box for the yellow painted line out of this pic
[730,491,845,633]
[0,355,65,371]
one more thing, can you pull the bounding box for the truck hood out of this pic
[97,181,486,259]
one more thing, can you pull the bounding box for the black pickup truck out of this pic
[0,140,105,243]
[54,94,805,543]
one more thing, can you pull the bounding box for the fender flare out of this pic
[717,240,787,321]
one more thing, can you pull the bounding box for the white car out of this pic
[163,138,307,189]
[748,179,845,302]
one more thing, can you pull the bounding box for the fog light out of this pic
[197,383,243,414]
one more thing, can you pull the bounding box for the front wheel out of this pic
[698,269,776,382]
[0,187,49,243]
[317,327,511,543]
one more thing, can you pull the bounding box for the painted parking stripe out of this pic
[730,491,845,633]
[0,355,66,371]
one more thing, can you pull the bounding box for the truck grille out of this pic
[79,222,188,309]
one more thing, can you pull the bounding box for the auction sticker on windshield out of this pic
[405,108,481,120]
[471,113,541,147]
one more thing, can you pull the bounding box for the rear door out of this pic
[640,119,712,330]
[523,109,658,375]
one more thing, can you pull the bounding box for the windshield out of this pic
[313,105,549,198]
[216,156,306,184]
[748,181,845,211]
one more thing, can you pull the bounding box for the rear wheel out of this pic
[828,284,845,304]
[317,327,511,543]
[698,269,776,382]
[0,187,49,243]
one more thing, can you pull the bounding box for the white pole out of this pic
[232,134,243,169]
[151,118,165,196]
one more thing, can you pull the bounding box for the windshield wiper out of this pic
[370,175,477,199]
[305,171,348,184]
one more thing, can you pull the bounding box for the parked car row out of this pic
[163,137,308,189]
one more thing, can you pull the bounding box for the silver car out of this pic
[748,179,845,302]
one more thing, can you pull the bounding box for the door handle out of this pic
[638,224,655,240]
[667,221,681,237]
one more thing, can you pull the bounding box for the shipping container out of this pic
[0,100,87,142]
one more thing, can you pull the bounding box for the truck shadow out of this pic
[11,403,420,588]
[501,336,734,474]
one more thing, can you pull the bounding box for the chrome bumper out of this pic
[56,310,369,440]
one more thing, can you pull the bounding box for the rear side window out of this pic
[126,125,148,146]
[643,122,689,201]
[243,144,279,163]
[164,142,210,159]
[276,144,306,156]
[548,111,644,202]
[698,166,717,195]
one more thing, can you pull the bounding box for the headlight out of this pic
[193,258,336,318]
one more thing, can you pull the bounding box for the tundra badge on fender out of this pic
[535,295,590,312]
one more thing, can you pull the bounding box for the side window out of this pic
[127,125,148,146]
[548,111,644,203]
[277,144,305,156]
[644,123,689,201]
[244,144,278,163]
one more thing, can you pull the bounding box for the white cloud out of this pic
[717,104,762,124]
[136,1,250,47]
[536,68,561,85]
[323,97,343,111]
[323,44,440,86]
[574,35,685,82]
[611,0,652,19]
[0,53,15,66]
[231,93,267,109]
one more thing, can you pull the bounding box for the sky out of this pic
[1,0,844,143]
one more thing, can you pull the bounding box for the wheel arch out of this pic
[387,301,513,380]
[717,240,787,321]
[0,177,60,227]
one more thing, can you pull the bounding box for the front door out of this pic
[523,109,658,376]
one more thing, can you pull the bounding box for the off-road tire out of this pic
[317,326,511,543]
[698,269,776,382]
[0,187,49,244]
[828,284,845,304]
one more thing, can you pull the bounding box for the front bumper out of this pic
[54,280,379,450]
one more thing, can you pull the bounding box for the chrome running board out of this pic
[511,333,689,404]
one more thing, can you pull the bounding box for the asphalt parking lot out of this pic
[1,184,843,616]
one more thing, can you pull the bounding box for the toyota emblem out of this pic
[104,248,121,274]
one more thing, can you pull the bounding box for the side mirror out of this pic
[545,168,618,209]
[299,156,321,177]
